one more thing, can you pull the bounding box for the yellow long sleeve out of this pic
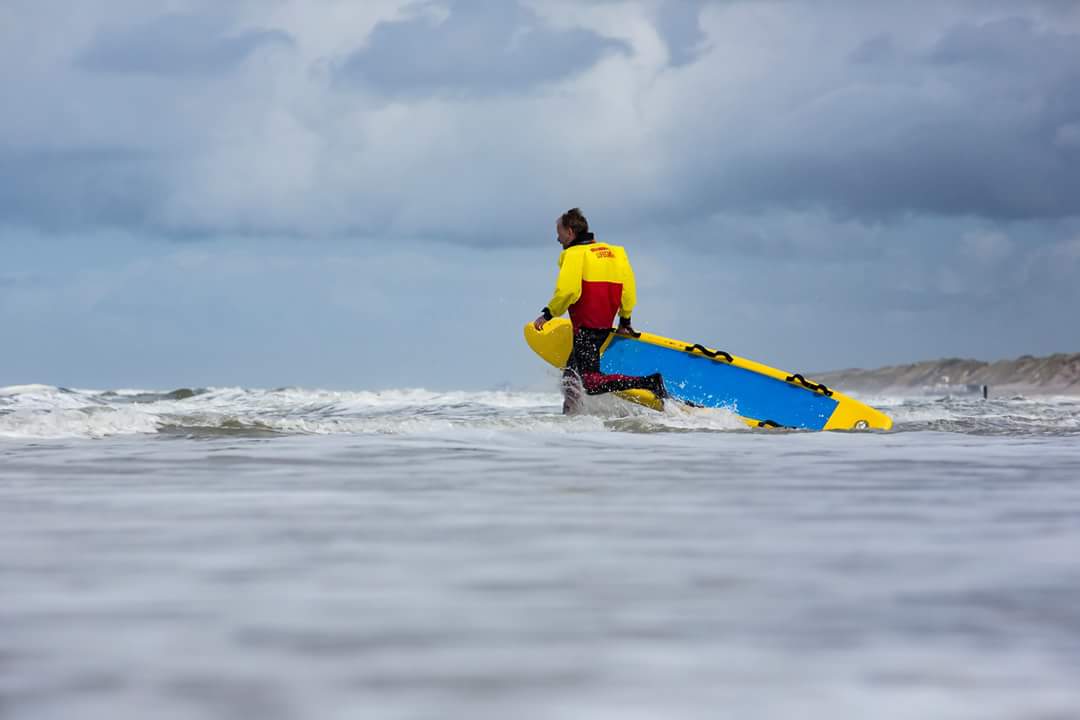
[617,247,636,319]
[544,247,584,317]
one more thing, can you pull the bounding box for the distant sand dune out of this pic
[817,353,1080,396]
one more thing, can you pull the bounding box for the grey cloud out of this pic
[338,0,631,96]
[0,148,160,230]
[5,2,1080,242]
[682,15,1080,223]
[78,12,293,75]
[717,127,1080,222]
[654,0,710,67]
[928,16,1080,71]
[848,34,897,65]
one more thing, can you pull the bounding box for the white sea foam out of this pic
[2,384,1078,440]
[0,385,577,439]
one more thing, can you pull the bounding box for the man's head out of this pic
[556,208,589,249]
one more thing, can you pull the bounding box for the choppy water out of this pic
[3,385,1080,719]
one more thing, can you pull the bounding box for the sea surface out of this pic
[2,384,1080,720]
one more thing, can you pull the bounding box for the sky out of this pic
[2,0,1080,390]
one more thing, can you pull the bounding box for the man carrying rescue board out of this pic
[533,208,668,414]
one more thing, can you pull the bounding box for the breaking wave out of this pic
[1,385,1077,440]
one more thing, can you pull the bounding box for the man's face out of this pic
[556,218,575,248]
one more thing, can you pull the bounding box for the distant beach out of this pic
[819,352,1080,397]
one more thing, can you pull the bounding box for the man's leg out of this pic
[561,334,589,415]
[581,371,668,398]
[571,328,669,405]
[561,368,584,414]
[562,328,607,414]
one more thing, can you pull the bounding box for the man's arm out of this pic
[534,249,583,331]
[616,247,639,336]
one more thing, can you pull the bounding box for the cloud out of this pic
[849,33,898,65]
[651,0,710,67]
[0,147,159,230]
[1054,122,1080,148]
[77,12,293,75]
[2,1,1079,241]
[928,16,1080,70]
[337,0,631,96]
[663,7,1080,223]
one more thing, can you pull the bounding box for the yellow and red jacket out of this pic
[543,240,637,331]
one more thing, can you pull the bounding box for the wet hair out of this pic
[559,208,589,237]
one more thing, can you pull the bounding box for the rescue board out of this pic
[524,319,892,431]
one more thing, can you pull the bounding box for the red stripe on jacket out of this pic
[570,280,623,331]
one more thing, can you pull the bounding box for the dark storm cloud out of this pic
[78,12,293,75]
[0,148,159,230]
[715,123,1080,222]
[848,34,897,65]
[4,2,1080,240]
[338,1,631,95]
[691,15,1080,223]
[928,15,1080,70]
[654,0,710,67]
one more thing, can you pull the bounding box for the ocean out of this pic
[2,384,1080,719]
